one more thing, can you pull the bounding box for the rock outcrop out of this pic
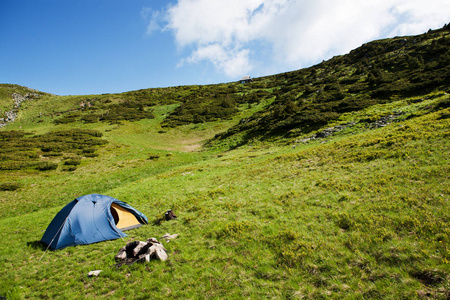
[0,93,39,128]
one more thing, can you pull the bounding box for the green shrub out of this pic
[0,129,107,172]
[40,143,65,152]
[53,112,81,124]
[82,148,96,154]
[80,115,99,123]
[161,96,239,127]
[0,161,32,170]
[62,166,77,172]
[36,162,58,171]
[0,182,22,191]
[147,154,160,160]
[42,152,63,157]
[64,158,81,166]
[0,130,26,141]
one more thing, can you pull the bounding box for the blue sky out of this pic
[1,0,449,95]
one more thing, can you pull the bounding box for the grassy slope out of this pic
[0,31,449,299]
[0,95,448,299]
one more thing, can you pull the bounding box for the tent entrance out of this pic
[110,203,142,231]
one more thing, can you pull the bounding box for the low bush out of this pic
[62,166,77,172]
[0,161,32,170]
[36,162,58,171]
[0,182,22,191]
[147,154,160,160]
[0,129,107,173]
[64,158,81,166]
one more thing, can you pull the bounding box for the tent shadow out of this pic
[27,240,47,251]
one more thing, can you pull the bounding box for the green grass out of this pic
[0,95,448,299]
[0,25,449,299]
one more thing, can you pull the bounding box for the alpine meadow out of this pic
[0,25,449,299]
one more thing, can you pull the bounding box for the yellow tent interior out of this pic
[110,203,143,231]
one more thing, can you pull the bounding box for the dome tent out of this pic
[41,194,148,250]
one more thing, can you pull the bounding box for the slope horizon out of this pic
[1,22,449,97]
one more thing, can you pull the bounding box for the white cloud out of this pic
[151,0,450,77]
[165,0,266,46]
[141,7,165,35]
[388,0,450,36]
[186,44,252,77]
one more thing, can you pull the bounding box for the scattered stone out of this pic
[416,289,431,298]
[239,118,251,124]
[87,270,102,277]
[315,127,336,138]
[292,112,405,144]
[148,243,168,261]
[161,233,179,243]
[298,138,311,143]
[0,92,40,128]
[366,112,405,129]
[114,238,168,266]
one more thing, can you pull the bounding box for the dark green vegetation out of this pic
[0,25,449,299]
[0,129,107,172]
[210,25,450,147]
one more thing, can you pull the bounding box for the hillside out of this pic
[0,25,449,299]
[209,24,450,147]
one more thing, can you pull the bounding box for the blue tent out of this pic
[41,194,148,250]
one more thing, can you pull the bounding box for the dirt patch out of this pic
[183,143,202,152]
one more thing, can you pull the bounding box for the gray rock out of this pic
[161,233,179,243]
[1,93,40,128]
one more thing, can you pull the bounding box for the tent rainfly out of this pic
[41,194,148,250]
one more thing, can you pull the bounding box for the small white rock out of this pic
[87,270,102,277]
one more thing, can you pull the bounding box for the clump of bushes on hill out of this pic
[53,101,156,125]
[161,96,239,127]
[0,130,26,140]
[52,87,198,126]
[36,162,58,171]
[50,77,271,128]
[0,182,22,191]
[98,103,155,124]
[81,148,99,157]
[53,112,81,124]
[64,158,81,166]
[0,129,107,172]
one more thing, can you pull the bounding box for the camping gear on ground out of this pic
[154,210,178,225]
[114,238,168,266]
[165,209,177,220]
[41,194,148,250]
